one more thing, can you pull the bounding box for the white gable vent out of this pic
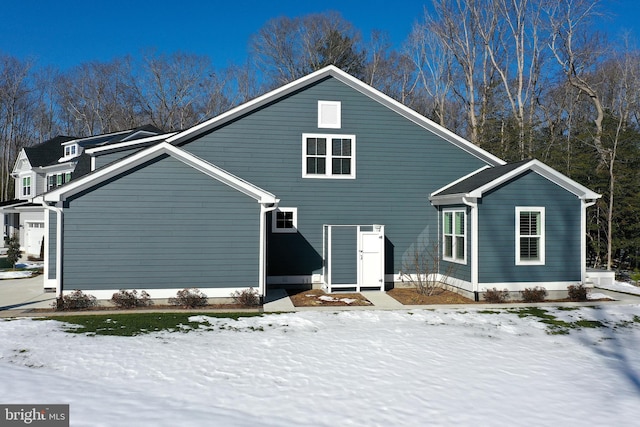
[318,100,341,129]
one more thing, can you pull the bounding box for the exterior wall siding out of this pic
[62,155,261,291]
[93,149,143,170]
[478,171,582,284]
[328,226,357,284]
[48,210,56,280]
[182,77,489,279]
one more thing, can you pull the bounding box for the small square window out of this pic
[318,101,341,129]
[272,208,297,233]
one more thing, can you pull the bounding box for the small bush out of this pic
[6,233,21,269]
[231,288,260,307]
[521,286,547,303]
[111,289,153,309]
[567,284,589,301]
[484,288,510,303]
[168,288,208,308]
[53,290,98,311]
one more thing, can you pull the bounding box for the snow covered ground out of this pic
[599,280,640,296]
[2,306,640,426]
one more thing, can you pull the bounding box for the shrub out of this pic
[521,286,547,303]
[111,289,153,309]
[567,284,589,302]
[231,288,260,307]
[53,290,98,311]
[168,288,208,308]
[484,288,510,303]
[5,233,21,269]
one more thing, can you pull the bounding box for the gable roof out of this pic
[166,65,505,167]
[430,159,601,203]
[23,136,76,168]
[41,142,278,205]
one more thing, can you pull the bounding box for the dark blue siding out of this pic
[62,155,261,291]
[478,172,582,283]
[330,226,357,284]
[183,77,489,278]
[47,210,56,279]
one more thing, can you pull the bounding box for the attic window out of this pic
[64,144,77,157]
[318,101,341,129]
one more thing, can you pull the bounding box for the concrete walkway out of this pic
[2,274,640,317]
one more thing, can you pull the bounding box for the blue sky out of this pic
[1,0,639,71]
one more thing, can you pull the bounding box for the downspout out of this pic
[581,199,597,283]
[259,201,279,301]
[462,197,479,301]
[39,200,64,301]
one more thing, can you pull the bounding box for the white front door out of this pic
[25,221,45,256]
[358,226,385,290]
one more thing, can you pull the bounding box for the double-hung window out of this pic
[302,134,355,179]
[516,207,545,265]
[22,176,31,197]
[443,210,466,263]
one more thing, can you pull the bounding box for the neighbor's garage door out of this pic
[25,221,45,256]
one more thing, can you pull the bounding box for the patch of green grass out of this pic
[477,310,502,314]
[0,257,13,269]
[507,307,607,335]
[556,306,580,311]
[41,312,264,336]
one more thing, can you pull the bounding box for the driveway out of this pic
[0,275,55,314]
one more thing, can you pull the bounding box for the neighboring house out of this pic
[2,125,163,256]
[37,66,601,300]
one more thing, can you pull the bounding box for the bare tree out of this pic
[0,55,36,200]
[476,0,545,158]
[425,0,495,145]
[55,58,137,136]
[250,12,366,87]
[132,51,220,131]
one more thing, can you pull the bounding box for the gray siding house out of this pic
[37,66,600,300]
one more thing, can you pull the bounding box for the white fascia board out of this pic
[85,132,177,155]
[11,150,30,176]
[167,66,341,145]
[429,165,491,199]
[468,160,601,200]
[429,194,471,206]
[166,66,505,167]
[327,68,506,167]
[37,162,75,172]
[44,142,277,204]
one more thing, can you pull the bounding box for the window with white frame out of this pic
[272,208,297,233]
[318,101,341,129]
[22,176,31,197]
[443,209,466,263]
[64,144,77,157]
[516,207,545,265]
[302,134,355,179]
[47,172,72,190]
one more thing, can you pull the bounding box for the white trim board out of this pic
[166,66,505,167]
[42,142,278,205]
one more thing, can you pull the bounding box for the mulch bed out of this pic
[287,289,373,307]
[388,288,478,305]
